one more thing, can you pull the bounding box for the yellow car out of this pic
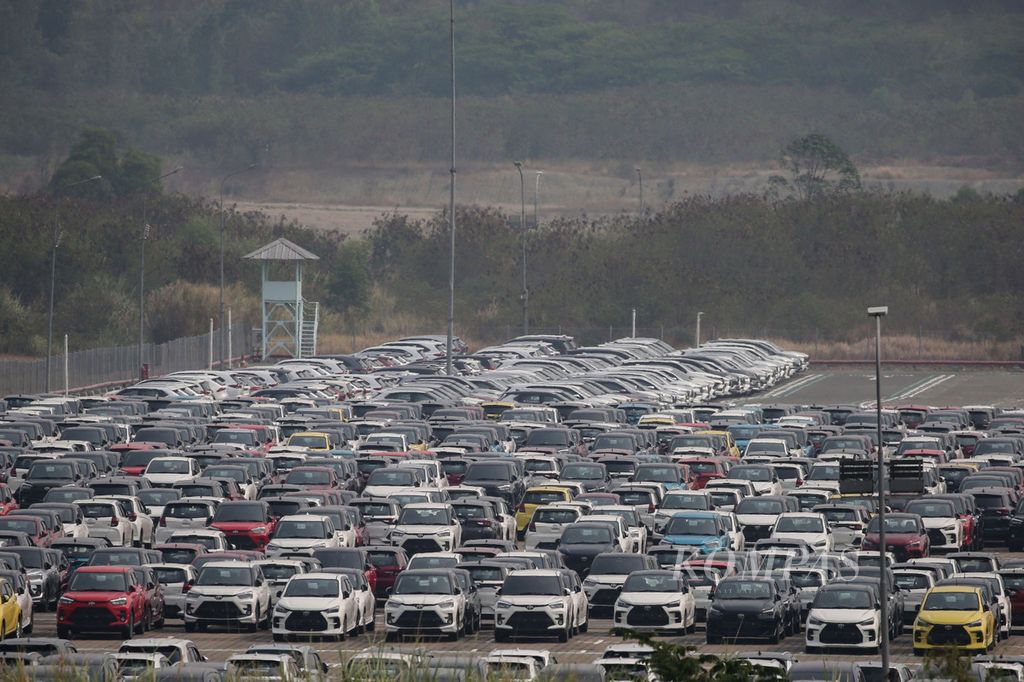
[515,486,574,535]
[913,586,995,655]
[637,415,676,428]
[483,401,517,421]
[0,577,22,638]
[285,431,335,453]
[695,430,741,458]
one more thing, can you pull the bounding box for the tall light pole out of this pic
[139,166,182,380]
[219,164,256,369]
[445,0,457,375]
[46,174,102,393]
[635,167,644,214]
[696,311,704,347]
[868,305,890,675]
[514,161,528,334]
[533,171,543,228]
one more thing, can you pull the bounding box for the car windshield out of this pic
[813,588,874,609]
[196,566,253,587]
[715,580,771,600]
[287,470,330,485]
[393,573,454,595]
[534,509,578,524]
[398,508,450,525]
[76,503,114,519]
[259,564,299,580]
[905,502,955,517]
[562,465,603,480]
[618,491,653,506]
[662,494,709,510]
[894,573,931,590]
[787,571,823,588]
[465,463,512,480]
[288,435,327,448]
[622,574,682,592]
[974,494,1009,509]
[526,431,569,446]
[284,578,339,598]
[736,499,784,515]
[923,591,980,611]
[731,467,771,481]
[866,517,919,533]
[636,467,678,482]
[275,520,327,539]
[465,565,504,582]
[409,556,458,570]
[502,574,561,596]
[28,463,73,479]
[775,517,824,533]
[818,508,857,522]
[709,491,737,507]
[560,526,612,544]
[366,470,415,485]
[70,571,127,592]
[147,460,190,474]
[591,555,644,575]
[353,502,396,518]
[213,505,263,522]
[162,549,197,564]
[213,431,257,445]
[152,567,188,585]
[665,517,717,536]
[454,505,486,520]
[138,490,179,506]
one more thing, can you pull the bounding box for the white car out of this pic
[705,488,742,513]
[97,495,154,547]
[265,515,340,556]
[363,469,425,497]
[226,653,301,682]
[904,499,964,552]
[166,528,230,553]
[385,568,467,641]
[185,560,272,632]
[400,460,448,489]
[714,511,745,551]
[146,563,197,620]
[272,572,360,641]
[114,653,170,679]
[962,571,1012,641]
[143,457,201,488]
[743,438,790,458]
[613,570,695,634]
[74,499,131,546]
[727,464,783,496]
[495,569,580,643]
[805,583,883,652]
[770,512,833,552]
[778,567,829,618]
[586,514,636,554]
[389,503,462,553]
[253,558,309,607]
[406,552,461,571]
[446,485,487,501]
[524,505,581,550]
[154,498,219,544]
[651,491,715,535]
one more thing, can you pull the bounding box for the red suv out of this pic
[209,501,276,551]
[56,566,147,638]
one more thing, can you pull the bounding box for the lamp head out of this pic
[867,306,889,317]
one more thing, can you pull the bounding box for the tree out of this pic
[775,133,861,200]
[48,128,162,198]
[326,240,371,314]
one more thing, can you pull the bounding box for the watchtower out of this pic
[243,238,320,359]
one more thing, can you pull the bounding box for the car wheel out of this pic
[385,631,398,643]
[495,630,510,643]
[57,626,71,640]
[768,622,780,645]
[557,625,569,643]
[706,635,721,644]
[339,616,347,641]
[366,614,375,632]
[123,615,134,640]
[580,617,588,634]
[273,633,286,642]
[247,607,260,633]
[184,622,196,633]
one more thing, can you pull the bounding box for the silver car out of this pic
[524,505,582,550]
[155,499,218,544]
[146,563,197,620]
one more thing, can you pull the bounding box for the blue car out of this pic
[726,424,763,455]
[660,511,732,554]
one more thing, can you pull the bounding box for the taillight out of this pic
[796,479,804,487]
[159,517,166,527]
[476,519,492,527]
[129,513,137,522]
[528,522,537,532]
[996,508,1011,516]
[648,503,656,513]
[110,517,118,527]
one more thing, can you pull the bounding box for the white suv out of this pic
[805,583,883,653]
[265,515,340,556]
[272,572,360,641]
[185,561,271,632]
[389,503,462,554]
[384,569,467,641]
[613,570,696,634]
[495,569,579,643]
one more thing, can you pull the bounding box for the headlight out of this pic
[583,578,597,587]
[807,616,824,626]
[496,600,513,609]
[387,599,403,608]
[111,597,128,606]
[546,600,566,609]
[497,484,512,491]
[391,531,405,538]
[664,600,682,608]
[857,617,875,626]
[236,591,254,601]
[266,543,279,551]
[438,600,456,609]
[760,606,775,614]
[251,527,267,534]
[58,596,74,605]
[436,529,452,537]
[275,606,292,614]
[967,620,983,628]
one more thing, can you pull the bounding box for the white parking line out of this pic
[886,374,954,401]
[760,373,824,398]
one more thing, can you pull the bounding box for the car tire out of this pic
[768,623,780,645]
[495,630,510,643]
[385,631,398,643]
[557,625,569,643]
[706,635,721,644]
[339,616,347,641]
[123,615,134,640]
[366,614,375,632]
[184,622,196,633]
[57,626,71,640]
[14,619,21,639]
[581,617,589,633]
[247,608,260,633]
[273,633,286,642]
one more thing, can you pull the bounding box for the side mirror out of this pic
[343,591,351,599]
[563,588,571,596]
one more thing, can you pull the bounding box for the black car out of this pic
[705,575,788,644]
[452,501,500,542]
[583,552,658,616]
[972,487,1017,544]
[558,462,610,493]
[460,461,525,507]
[16,461,84,506]
[556,522,620,578]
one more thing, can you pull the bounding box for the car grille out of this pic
[562,556,593,574]
[742,525,771,542]
[591,588,621,606]
[626,606,669,626]
[285,611,328,632]
[927,529,946,546]
[535,541,558,550]
[507,612,554,631]
[70,607,114,628]
[195,602,242,620]
[927,625,970,646]
[227,534,258,550]
[394,611,444,629]
[401,539,441,555]
[820,624,863,644]
[165,605,181,618]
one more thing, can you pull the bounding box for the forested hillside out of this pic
[1,0,1022,176]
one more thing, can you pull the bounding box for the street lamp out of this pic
[139,166,182,380]
[867,304,889,674]
[219,164,256,369]
[635,167,644,214]
[696,311,704,347]
[514,161,528,334]
[533,171,543,229]
[445,0,456,375]
[46,174,102,393]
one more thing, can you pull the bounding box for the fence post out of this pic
[227,308,233,369]
[608,325,613,341]
[208,319,214,370]
[63,334,69,396]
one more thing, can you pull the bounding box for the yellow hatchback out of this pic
[0,577,22,638]
[695,430,741,458]
[515,486,574,536]
[913,586,995,655]
[285,431,335,452]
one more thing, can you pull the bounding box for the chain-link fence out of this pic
[0,324,252,395]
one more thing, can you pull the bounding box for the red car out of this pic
[117,449,165,476]
[681,459,728,489]
[861,512,930,561]
[364,546,408,598]
[0,485,17,516]
[0,516,51,547]
[209,501,277,551]
[999,569,1024,626]
[56,566,148,638]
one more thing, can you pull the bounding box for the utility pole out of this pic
[696,311,704,348]
[533,171,543,228]
[140,166,182,380]
[515,161,528,335]
[868,305,890,675]
[635,167,644,214]
[445,0,457,375]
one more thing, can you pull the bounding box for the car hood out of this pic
[917,609,984,626]
[64,590,127,602]
[617,592,683,606]
[712,598,774,615]
[736,513,777,525]
[809,607,876,623]
[864,532,924,544]
[662,534,719,546]
[276,596,342,611]
[388,594,458,607]
[558,543,612,557]
[212,522,267,532]
[497,595,562,607]
[920,517,958,529]
[189,585,255,598]
[269,538,330,548]
[393,525,449,535]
